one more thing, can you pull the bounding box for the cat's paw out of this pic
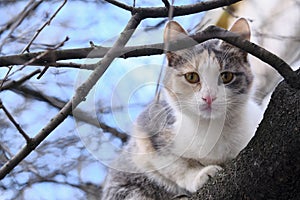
[189,165,222,192]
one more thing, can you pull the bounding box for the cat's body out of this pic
[101,19,263,200]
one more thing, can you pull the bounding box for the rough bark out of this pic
[190,70,300,200]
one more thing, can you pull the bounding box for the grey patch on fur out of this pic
[101,147,188,200]
[137,100,176,150]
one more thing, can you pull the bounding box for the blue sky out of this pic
[0,1,204,199]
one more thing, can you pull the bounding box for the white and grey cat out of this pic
[101,18,263,200]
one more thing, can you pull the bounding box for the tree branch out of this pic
[161,0,171,10]
[197,26,300,89]
[190,71,300,199]
[0,37,69,90]
[104,0,134,12]
[3,0,292,182]
[8,84,128,142]
[132,0,241,18]
[0,12,142,180]
[0,0,43,50]
[21,0,67,53]
[0,0,242,66]
[0,69,41,91]
[1,26,298,89]
[0,100,31,143]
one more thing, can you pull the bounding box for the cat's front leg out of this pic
[188,165,222,192]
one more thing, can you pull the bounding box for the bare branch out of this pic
[12,36,69,81]
[0,0,242,67]
[21,0,67,53]
[104,0,133,12]
[0,69,41,91]
[36,65,50,79]
[0,66,13,90]
[106,0,242,18]
[197,26,300,89]
[0,100,31,143]
[3,84,128,142]
[162,0,170,10]
[0,12,142,179]
[0,0,43,51]
[1,27,298,89]
[0,36,69,91]
[133,0,241,18]
[3,0,294,183]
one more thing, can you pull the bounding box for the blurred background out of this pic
[0,0,299,199]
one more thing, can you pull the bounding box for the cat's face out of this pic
[163,19,253,119]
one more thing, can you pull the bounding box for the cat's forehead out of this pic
[176,40,221,72]
[175,40,247,73]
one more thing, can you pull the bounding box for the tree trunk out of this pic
[190,72,300,200]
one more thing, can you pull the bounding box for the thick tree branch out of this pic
[104,0,241,17]
[4,0,295,183]
[162,0,171,10]
[0,37,69,90]
[1,26,298,89]
[0,12,142,180]
[190,71,300,199]
[192,26,300,89]
[0,0,242,67]
[133,0,241,18]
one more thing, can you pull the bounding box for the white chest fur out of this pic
[171,99,262,165]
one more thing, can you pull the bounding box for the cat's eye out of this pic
[220,72,234,84]
[184,72,200,84]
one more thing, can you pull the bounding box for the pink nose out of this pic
[202,96,216,105]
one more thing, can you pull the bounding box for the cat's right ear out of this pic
[229,18,251,41]
[164,21,188,67]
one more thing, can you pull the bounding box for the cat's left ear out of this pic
[229,18,251,41]
[221,18,251,60]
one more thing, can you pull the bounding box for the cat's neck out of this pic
[169,96,258,162]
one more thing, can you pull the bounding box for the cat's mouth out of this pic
[201,104,212,112]
[199,103,224,119]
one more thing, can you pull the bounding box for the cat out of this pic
[101,18,263,200]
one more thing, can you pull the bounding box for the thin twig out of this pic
[12,36,69,79]
[197,26,300,89]
[0,0,43,51]
[0,0,242,67]
[135,0,242,18]
[0,12,143,180]
[1,84,128,142]
[21,0,67,53]
[162,0,170,10]
[1,69,41,91]
[0,100,32,143]
[2,0,284,180]
[0,1,66,89]
[0,27,298,89]
[1,29,298,89]
[104,0,133,12]
[0,66,13,89]
[36,65,49,79]
[155,0,175,101]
